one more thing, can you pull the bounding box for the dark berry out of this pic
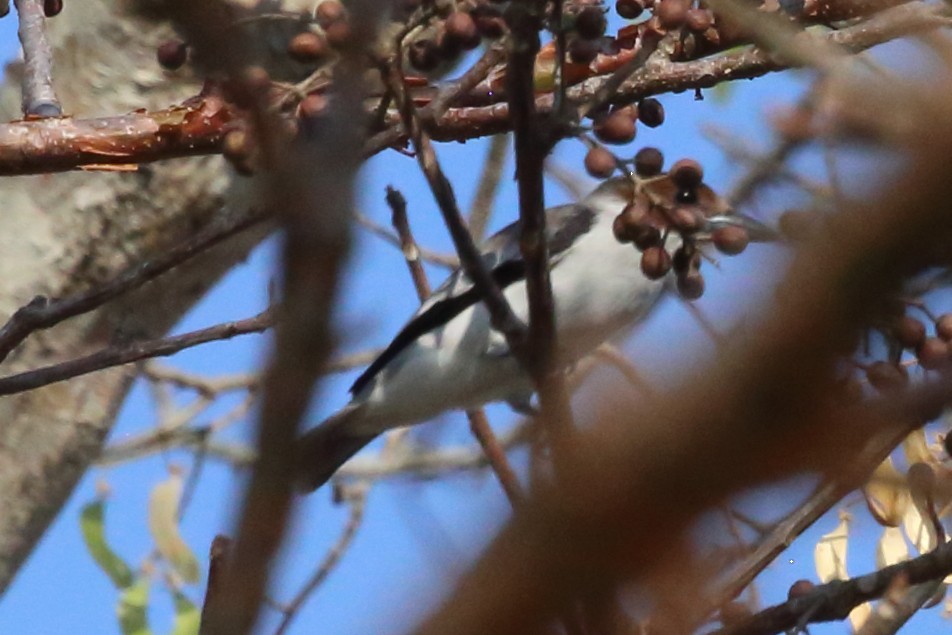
[575,6,607,40]
[632,224,662,250]
[787,579,815,600]
[656,0,688,29]
[641,246,672,279]
[315,0,346,27]
[288,32,328,63]
[896,315,927,349]
[616,0,645,19]
[569,39,600,64]
[634,147,664,176]
[677,270,705,299]
[445,11,481,50]
[298,93,327,119]
[917,338,950,370]
[936,314,952,342]
[638,98,665,127]
[685,8,713,32]
[673,243,699,273]
[712,226,749,255]
[594,110,637,144]
[584,146,617,179]
[670,158,704,188]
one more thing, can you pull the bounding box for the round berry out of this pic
[685,8,713,32]
[672,243,699,273]
[316,0,346,27]
[575,6,607,40]
[896,315,927,349]
[656,0,688,29]
[632,224,662,250]
[584,146,617,179]
[445,11,481,50]
[641,246,672,279]
[288,32,328,63]
[936,314,952,342]
[298,93,327,119]
[569,39,600,64]
[638,98,665,127]
[616,0,645,19]
[677,270,705,299]
[634,147,664,176]
[787,579,815,600]
[670,158,704,189]
[594,110,637,144]
[671,206,701,232]
[917,338,950,370]
[712,225,749,255]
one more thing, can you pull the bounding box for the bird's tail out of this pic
[293,404,378,493]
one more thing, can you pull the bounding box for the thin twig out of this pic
[272,485,367,635]
[386,185,525,504]
[354,211,458,268]
[711,539,952,635]
[0,208,268,365]
[14,0,60,117]
[0,311,273,397]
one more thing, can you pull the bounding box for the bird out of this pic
[294,175,775,492]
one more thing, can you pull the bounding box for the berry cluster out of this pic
[596,146,751,300]
[404,2,505,73]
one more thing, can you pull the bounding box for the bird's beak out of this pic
[704,213,780,243]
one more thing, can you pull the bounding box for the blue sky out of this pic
[0,6,947,635]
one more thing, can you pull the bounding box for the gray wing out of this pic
[350,203,597,394]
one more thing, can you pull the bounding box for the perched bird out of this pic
[294,176,773,491]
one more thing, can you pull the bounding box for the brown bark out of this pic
[0,0,268,595]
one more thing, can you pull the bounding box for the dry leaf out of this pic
[902,499,938,554]
[815,512,851,583]
[876,526,909,569]
[863,458,910,528]
[849,601,872,633]
[903,429,936,466]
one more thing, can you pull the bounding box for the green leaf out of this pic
[148,471,200,584]
[170,591,200,635]
[117,578,152,635]
[80,499,135,589]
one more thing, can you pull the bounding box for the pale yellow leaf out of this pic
[148,470,200,583]
[815,513,850,583]
[902,499,937,554]
[903,429,936,466]
[849,601,872,632]
[863,457,910,527]
[876,526,909,569]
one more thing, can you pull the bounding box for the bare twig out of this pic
[386,185,525,504]
[198,535,233,635]
[382,48,526,351]
[712,540,952,635]
[273,485,367,635]
[0,208,268,365]
[0,311,273,397]
[354,211,458,268]
[14,0,60,117]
